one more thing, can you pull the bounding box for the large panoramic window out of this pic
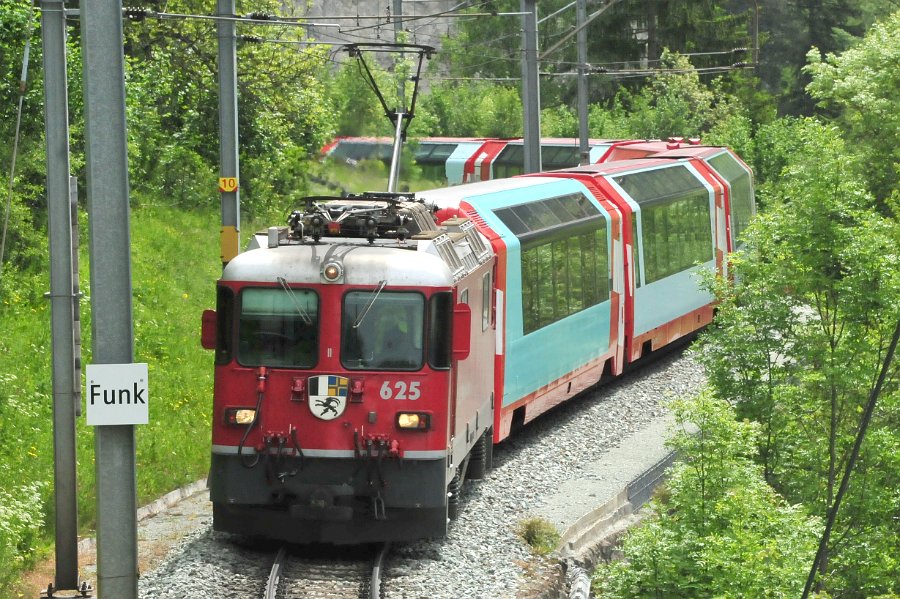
[614,166,713,284]
[495,193,610,334]
[237,287,319,368]
[707,152,754,245]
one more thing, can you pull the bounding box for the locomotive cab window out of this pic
[237,287,319,369]
[214,285,234,365]
[342,291,425,371]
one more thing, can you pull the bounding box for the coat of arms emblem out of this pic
[308,375,349,420]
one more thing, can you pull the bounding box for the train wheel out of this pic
[447,472,462,520]
[467,428,493,480]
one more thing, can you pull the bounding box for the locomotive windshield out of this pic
[237,287,319,368]
[341,291,424,370]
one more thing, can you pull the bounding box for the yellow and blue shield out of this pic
[308,375,349,421]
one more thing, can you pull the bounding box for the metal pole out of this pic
[576,0,589,165]
[753,0,759,73]
[41,0,78,589]
[80,0,138,596]
[391,0,405,187]
[521,0,541,173]
[217,0,240,267]
[387,112,405,193]
[71,175,82,420]
[392,0,406,109]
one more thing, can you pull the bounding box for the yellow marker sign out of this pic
[220,226,239,264]
[218,177,239,193]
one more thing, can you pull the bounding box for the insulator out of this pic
[123,6,148,21]
[245,12,273,21]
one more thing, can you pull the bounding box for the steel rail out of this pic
[264,546,286,599]
[370,543,391,599]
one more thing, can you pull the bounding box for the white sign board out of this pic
[85,363,149,426]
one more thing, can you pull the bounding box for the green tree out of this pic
[594,392,819,598]
[122,0,335,216]
[805,10,900,206]
[697,119,900,595]
[0,1,54,277]
[586,51,753,150]
[756,0,864,115]
[325,59,393,138]
[435,1,757,111]
[413,81,522,138]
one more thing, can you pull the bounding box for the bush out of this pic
[517,517,561,556]
[0,482,47,588]
[593,392,819,598]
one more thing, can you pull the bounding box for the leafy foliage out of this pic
[805,10,900,205]
[0,2,57,276]
[0,481,47,588]
[122,0,335,218]
[413,81,523,138]
[437,0,755,105]
[697,119,900,595]
[593,392,819,598]
[325,59,394,137]
[583,51,754,150]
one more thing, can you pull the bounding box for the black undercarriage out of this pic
[208,453,449,544]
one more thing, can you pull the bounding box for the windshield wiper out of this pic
[277,276,312,325]
[353,280,387,328]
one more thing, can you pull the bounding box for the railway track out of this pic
[264,542,391,599]
[137,351,704,598]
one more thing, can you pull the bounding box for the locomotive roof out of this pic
[222,241,458,288]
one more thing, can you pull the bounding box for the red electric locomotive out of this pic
[202,195,496,543]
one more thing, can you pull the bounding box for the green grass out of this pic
[0,203,219,596]
[0,271,54,588]
[79,204,220,517]
[1,165,444,596]
[517,517,561,556]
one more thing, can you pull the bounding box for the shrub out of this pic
[593,392,819,598]
[0,482,47,588]
[517,517,561,556]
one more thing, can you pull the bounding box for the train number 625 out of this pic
[380,381,421,400]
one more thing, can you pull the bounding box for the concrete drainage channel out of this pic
[528,414,683,599]
[563,453,677,599]
[76,478,209,557]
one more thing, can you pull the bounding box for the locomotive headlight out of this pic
[321,261,344,283]
[224,408,257,426]
[396,412,431,431]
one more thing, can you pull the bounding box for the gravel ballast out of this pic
[133,349,705,598]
